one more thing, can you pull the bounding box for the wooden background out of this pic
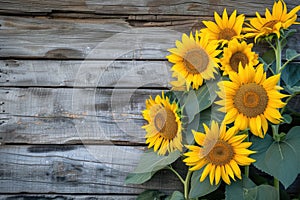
[0,0,299,199]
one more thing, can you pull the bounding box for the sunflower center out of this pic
[183,48,209,74]
[234,83,269,117]
[229,51,249,72]
[218,28,237,40]
[263,20,279,29]
[206,140,234,166]
[154,108,178,140]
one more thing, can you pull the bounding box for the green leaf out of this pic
[189,168,220,198]
[284,85,300,94]
[285,126,300,171]
[125,172,153,184]
[246,185,279,200]
[261,50,276,65]
[182,108,212,145]
[265,141,298,188]
[250,134,274,174]
[137,190,165,200]
[282,114,292,124]
[182,112,199,144]
[183,90,199,123]
[195,80,218,111]
[125,150,180,184]
[281,29,297,41]
[286,49,298,60]
[134,150,181,174]
[226,177,279,200]
[166,191,184,200]
[281,62,300,87]
[251,128,300,189]
[225,176,256,200]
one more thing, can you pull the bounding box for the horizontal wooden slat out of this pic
[0,145,182,194]
[0,16,299,60]
[1,60,300,88]
[0,88,163,144]
[0,195,137,200]
[0,0,298,15]
[0,60,173,87]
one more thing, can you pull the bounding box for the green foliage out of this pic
[125,171,154,184]
[166,191,184,200]
[189,168,221,198]
[285,49,299,60]
[282,114,292,124]
[250,127,300,189]
[225,176,278,200]
[125,150,180,184]
[136,190,166,200]
[281,62,300,88]
[181,81,218,123]
[182,108,212,144]
[261,49,276,66]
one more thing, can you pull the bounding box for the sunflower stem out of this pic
[275,37,282,75]
[271,37,281,140]
[274,177,280,198]
[166,165,185,185]
[184,170,193,200]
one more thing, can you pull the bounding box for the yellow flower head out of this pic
[184,121,255,185]
[167,32,221,90]
[220,39,259,75]
[142,92,182,155]
[216,64,288,138]
[244,0,300,41]
[200,9,245,45]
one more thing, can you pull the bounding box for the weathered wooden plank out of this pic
[1,60,300,88]
[0,145,182,194]
[0,195,137,200]
[0,60,172,87]
[0,16,183,59]
[0,0,298,16]
[0,88,162,144]
[0,16,299,60]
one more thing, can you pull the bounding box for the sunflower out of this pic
[244,0,300,41]
[167,32,221,90]
[200,9,245,45]
[184,121,255,185]
[142,92,183,155]
[220,39,259,75]
[216,64,288,138]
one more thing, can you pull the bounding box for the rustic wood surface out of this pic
[0,0,299,198]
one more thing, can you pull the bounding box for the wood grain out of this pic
[0,88,164,144]
[0,60,173,88]
[0,195,137,200]
[0,0,298,15]
[0,16,299,60]
[0,145,182,194]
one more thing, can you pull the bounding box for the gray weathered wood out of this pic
[0,195,137,200]
[1,60,300,88]
[0,88,164,144]
[0,0,298,15]
[0,145,182,194]
[0,60,173,87]
[0,16,299,60]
